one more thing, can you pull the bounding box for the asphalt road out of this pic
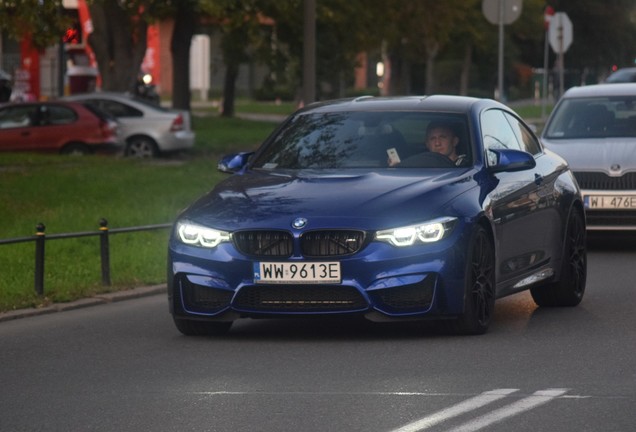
[1,233,635,432]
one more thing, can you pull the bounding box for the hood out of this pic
[542,138,636,176]
[181,169,476,231]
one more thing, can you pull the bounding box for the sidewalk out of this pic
[0,284,166,323]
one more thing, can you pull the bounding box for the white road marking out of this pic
[447,388,569,432]
[193,388,574,432]
[390,389,519,432]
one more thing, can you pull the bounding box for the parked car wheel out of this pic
[173,318,233,336]
[531,210,587,307]
[61,143,92,155]
[126,136,158,158]
[453,225,496,335]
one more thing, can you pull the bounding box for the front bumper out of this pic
[167,230,471,322]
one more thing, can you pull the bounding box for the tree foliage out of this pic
[0,0,71,50]
[200,0,264,117]
[2,0,636,111]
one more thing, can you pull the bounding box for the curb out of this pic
[0,284,167,323]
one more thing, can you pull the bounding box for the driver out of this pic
[425,122,461,163]
[389,122,467,167]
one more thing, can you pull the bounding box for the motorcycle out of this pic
[133,73,160,105]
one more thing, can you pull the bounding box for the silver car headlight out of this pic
[177,222,230,248]
[375,217,457,247]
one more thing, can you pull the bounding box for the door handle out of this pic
[534,173,543,185]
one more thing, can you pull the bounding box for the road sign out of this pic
[549,12,573,53]
[482,0,523,25]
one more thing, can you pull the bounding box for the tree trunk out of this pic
[424,40,439,95]
[170,2,197,110]
[88,0,146,92]
[222,62,239,117]
[459,44,472,96]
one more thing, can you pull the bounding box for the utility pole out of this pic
[302,0,315,106]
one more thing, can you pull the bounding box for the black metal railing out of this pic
[0,219,172,296]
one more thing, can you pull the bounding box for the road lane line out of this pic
[390,389,519,432]
[447,388,569,432]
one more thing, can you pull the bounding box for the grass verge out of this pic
[0,115,279,312]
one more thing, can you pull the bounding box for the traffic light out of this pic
[63,24,81,45]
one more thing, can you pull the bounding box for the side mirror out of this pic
[217,152,254,173]
[488,148,536,173]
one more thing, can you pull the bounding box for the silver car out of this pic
[63,92,195,157]
[541,83,636,230]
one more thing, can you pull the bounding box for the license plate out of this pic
[254,262,341,284]
[585,194,636,210]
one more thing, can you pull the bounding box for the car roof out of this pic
[561,83,636,98]
[62,91,169,111]
[297,95,506,115]
[1,100,84,107]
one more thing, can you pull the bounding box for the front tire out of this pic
[453,226,496,335]
[531,210,586,307]
[173,318,232,336]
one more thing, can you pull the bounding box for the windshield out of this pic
[544,96,636,139]
[250,111,471,169]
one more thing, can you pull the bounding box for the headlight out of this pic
[177,222,230,248]
[375,217,457,247]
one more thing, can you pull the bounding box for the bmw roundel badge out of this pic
[292,217,308,229]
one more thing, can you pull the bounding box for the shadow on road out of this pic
[587,231,636,251]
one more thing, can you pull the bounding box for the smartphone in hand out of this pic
[387,147,400,165]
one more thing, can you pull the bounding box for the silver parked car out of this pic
[541,83,636,230]
[63,92,195,157]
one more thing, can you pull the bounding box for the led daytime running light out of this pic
[376,217,456,247]
[177,223,230,248]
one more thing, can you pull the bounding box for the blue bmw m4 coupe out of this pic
[168,95,587,335]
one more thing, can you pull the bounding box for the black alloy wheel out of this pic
[454,226,496,335]
[531,210,586,307]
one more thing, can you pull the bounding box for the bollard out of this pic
[99,218,111,286]
[34,223,46,296]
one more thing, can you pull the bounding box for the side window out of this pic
[480,109,522,165]
[46,105,77,125]
[101,100,142,118]
[503,112,541,155]
[0,106,35,128]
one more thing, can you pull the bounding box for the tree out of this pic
[87,0,149,92]
[171,0,200,110]
[0,0,70,50]
[200,0,265,117]
[86,0,198,110]
[549,0,636,76]
[258,0,386,100]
